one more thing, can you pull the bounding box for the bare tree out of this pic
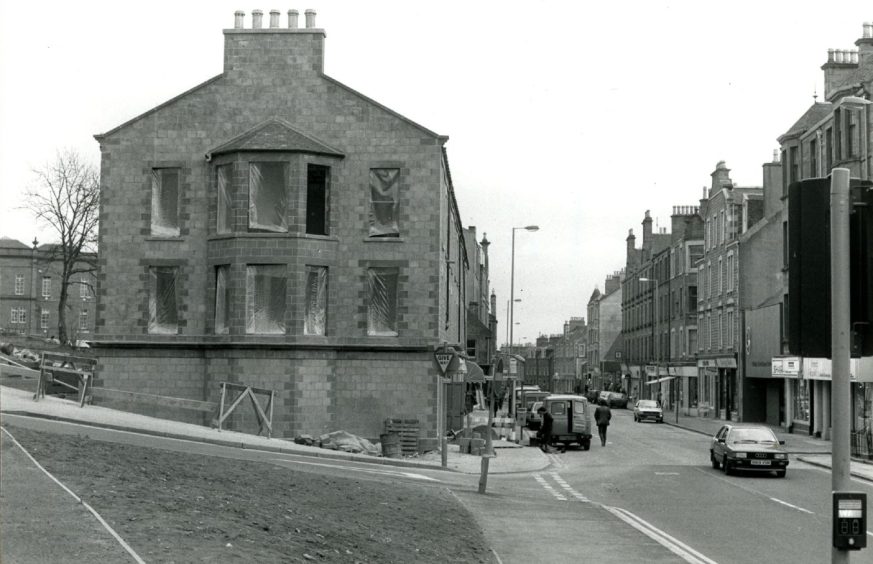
[25,149,100,344]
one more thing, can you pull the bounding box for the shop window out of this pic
[367,267,398,336]
[245,265,286,334]
[793,379,810,422]
[214,265,230,334]
[306,165,330,236]
[249,162,288,232]
[151,168,180,237]
[304,266,328,335]
[368,169,400,237]
[148,266,179,334]
[217,165,233,234]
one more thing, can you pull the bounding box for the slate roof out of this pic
[778,102,834,141]
[0,237,29,249]
[206,118,345,159]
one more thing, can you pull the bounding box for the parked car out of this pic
[526,401,544,430]
[633,399,663,423]
[606,392,628,409]
[710,424,788,478]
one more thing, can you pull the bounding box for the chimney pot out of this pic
[252,9,263,29]
[305,9,316,28]
[865,22,873,39]
[852,50,859,64]
[828,48,835,62]
[288,9,299,28]
[269,9,280,28]
[234,10,245,29]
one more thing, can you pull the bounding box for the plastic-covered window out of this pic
[249,162,287,232]
[245,265,286,334]
[367,267,398,336]
[214,265,230,334]
[151,169,180,237]
[304,266,327,335]
[368,168,400,237]
[217,165,233,234]
[149,266,178,334]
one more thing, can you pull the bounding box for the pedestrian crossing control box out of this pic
[833,492,866,550]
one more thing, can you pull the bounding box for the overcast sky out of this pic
[1,1,869,344]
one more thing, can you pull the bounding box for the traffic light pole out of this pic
[831,169,851,564]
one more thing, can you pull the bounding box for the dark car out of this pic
[526,401,544,430]
[633,399,663,423]
[606,392,628,409]
[710,424,788,478]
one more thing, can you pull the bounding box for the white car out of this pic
[633,399,663,423]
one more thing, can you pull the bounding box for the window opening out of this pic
[367,267,398,336]
[368,169,400,237]
[79,310,89,332]
[304,265,328,335]
[306,165,329,236]
[151,169,180,237]
[249,162,288,232]
[214,265,230,334]
[246,265,286,334]
[217,165,233,234]
[14,274,24,295]
[149,266,179,334]
[41,309,49,329]
[41,276,51,299]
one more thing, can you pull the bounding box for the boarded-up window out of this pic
[151,169,180,237]
[149,266,179,334]
[214,265,230,334]
[306,165,329,236]
[304,266,327,335]
[217,165,233,234]
[367,267,398,336]
[246,265,286,334]
[368,168,400,237]
[249,162,287,232]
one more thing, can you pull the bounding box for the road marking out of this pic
[1,426,146,564]
[533,473,567,501]
[868,531,873,538]
[605,506,719,564]
[655,472,680,476]
[769,497,814,514]
[550,472,590,502]
[271,458,441,482]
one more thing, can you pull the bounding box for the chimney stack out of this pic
[288,9,299,29]
[234,10,245,29]
[269,9,280,28]
[252,9,263,29]
[642,210,653,252]
[305,9,316,28]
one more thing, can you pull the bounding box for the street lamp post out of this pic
[510,225,538,441]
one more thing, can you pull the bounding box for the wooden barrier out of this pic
[216,382,275,438]
[33,352,96,407]
[89,388,216,413]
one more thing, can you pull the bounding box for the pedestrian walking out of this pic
[536,406,554,452]
[594,403,612,446]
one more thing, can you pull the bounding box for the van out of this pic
[542,394,593,450]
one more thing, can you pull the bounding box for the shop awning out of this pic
[645,376,677,385]
[465,360,485,383]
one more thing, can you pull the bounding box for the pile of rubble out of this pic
[293,430,381,457]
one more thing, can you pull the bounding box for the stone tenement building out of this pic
[92,10,470,440]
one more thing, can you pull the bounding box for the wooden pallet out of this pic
[383,418,420,455]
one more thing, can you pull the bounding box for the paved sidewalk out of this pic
[661,406,873,482]
[0,386,549,475]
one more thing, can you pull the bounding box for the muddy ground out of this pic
[1,425,493,563]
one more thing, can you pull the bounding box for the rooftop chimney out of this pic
[224,9,326,76]
[305,9,316,28]
[642,210,653,252]
[822,28,864,102]
[269,9,280,28]
[288,9,299,28]
[252,9,263,29]
[234,10,245,29]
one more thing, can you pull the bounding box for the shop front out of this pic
[697,357,737,419]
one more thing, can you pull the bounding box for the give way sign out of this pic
[434,352,453,376]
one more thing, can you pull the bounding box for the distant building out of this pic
[586,272,622,391]
[0,237,96,340]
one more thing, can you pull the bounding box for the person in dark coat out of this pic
[594,403,612,446]
[537,406,554,452]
